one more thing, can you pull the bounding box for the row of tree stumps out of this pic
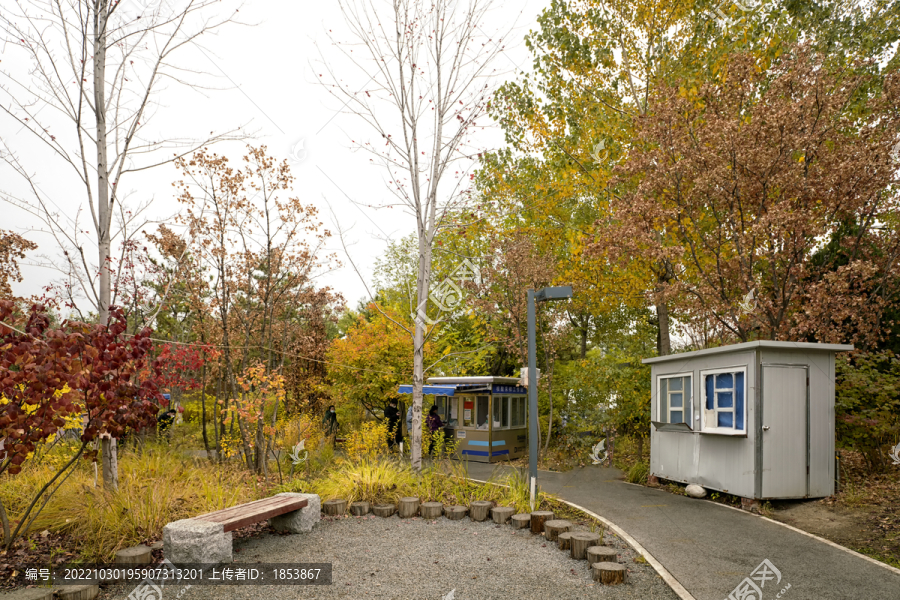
[321,498,627,585]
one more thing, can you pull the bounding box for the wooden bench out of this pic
[193,495,308,532]
[163,492,320,564]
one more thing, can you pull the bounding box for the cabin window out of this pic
[476,396,490,430]
[500,397,509,428]
[701,368,746,435]
[658,374,692,426]
[492,396,504,429]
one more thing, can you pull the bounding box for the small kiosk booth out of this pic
[643,341,852,500]
[398,376,528,463]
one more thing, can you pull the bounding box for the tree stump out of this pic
[530,510,554,534]
[558,531,575,550]
[350,501,370,516]
[510,513,531,529]
[115,544,152,565]
[398,497,420,518]
[373,503,396,517]
[421,502,443,519]
[491,506,515,524]
[445,505,468,520]
[57,585,99,600]
[13,589,53,600]
[570,531,602,560]
[586,546,618,566]
[543,519,572,542]
[592,562,627,585]
[469,500,492,522]
[323,499,347,516]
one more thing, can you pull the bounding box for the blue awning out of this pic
[397,385,458,396]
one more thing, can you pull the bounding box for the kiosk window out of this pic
[476,396,489,430]
[435,396,452,423]
[493,396,505,429]
[462,397,474,427]
[511,397,526,428]
[501,397,509,428]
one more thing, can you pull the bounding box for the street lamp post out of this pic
[527,285,573,510]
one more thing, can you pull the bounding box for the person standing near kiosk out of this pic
[426,405,444,457]
[384,400,402,450]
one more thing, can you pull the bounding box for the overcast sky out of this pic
[2,0,549,312]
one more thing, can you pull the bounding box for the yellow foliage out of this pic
[343,420,389,462]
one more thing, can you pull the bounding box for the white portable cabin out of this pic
[643,341,852,500]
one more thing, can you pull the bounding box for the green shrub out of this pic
[626,461,650,484]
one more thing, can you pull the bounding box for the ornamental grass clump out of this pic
[309,457,417,505]
[4,442,259,561]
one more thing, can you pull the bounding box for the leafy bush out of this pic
[836,351,900,473]
[344,421,390,461]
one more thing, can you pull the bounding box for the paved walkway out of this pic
[464,462,900,600]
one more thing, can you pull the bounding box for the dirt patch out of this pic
[766,500,877,548]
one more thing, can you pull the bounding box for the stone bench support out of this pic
[163,493,320,564]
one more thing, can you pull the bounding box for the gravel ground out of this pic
[102,513,679,600]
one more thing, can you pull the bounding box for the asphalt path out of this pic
[464,462,900,600]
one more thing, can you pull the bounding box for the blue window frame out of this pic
[701,368,746,434]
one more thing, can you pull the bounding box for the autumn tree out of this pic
[0,231,37,301]
[611,46,900,346]
[174,146,337,472]
[320,0,509,470]
[327,306,420,419]
[0,301,162,541]
[0,0,244,488]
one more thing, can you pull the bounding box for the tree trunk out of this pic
[0,495,10,545]
[491,506,515,524]
[420,502,442,519]
[201,361,210,456]
[93,0,119,493]
[350,501,370,516]
[323,499,347,516]
[255,412,266,474]
[469,501,492,522]
[213,376,221,461]
[372,504,396,517]
[398,497,420,518]
[101,436,117,492]
[411,230,432,471]
[445,506,467,520]
[510,513,531,529]
[587,547,617,566]
[592,562,627,584]
[656,300,671,356]
[570,532,602,560]
[530,510,554,534]
[636,435,644,460]
[543,519,572,542]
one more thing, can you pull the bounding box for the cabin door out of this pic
[761,365,809,498]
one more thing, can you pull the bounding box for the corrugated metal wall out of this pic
[650,346,836,499]
[650,350,757,498]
